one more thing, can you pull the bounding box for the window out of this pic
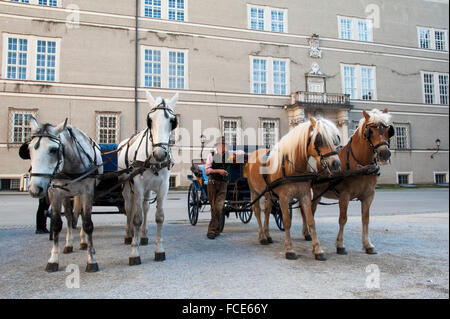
[10,0,58,6]
[96,113,120,144]
[338,16,373,42]
[261,119,279,148]
[394,124,410,150]
[434,172,448,185]
[141,46,188,89]
[0,179,21,191]
[341,64,376,100]
[418,27,448,51]
[9,108,37,143]
[169,176,177,188]
[422,72,449,105]
[248,5,288,33]
[251,56,290,95]
[142,0,187,21]
[397,173,411,185]
[2,34,60,82]
[222,119,240,147]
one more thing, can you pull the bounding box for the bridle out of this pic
[28,132,64,180]
[307,131,340,173]
[146,100,178,159]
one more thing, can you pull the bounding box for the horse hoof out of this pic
[63,246,73,254]
[315,253,327,261]
[85,263,99,273]
[366,247,378,255]
[337,247,348,255]
[155,252,166,262]
[304,235,312,241]
[140,238,149,246]
[79,243,88,250]
[260,239,269,245]
[45,263,59,272]
[285,252,298,260]
[129,257,141,266]
[124,237,132,245]
[267,237,273,244]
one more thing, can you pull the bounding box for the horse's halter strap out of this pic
[28,133,64,180]
[146,100,176,155]
[364,123,391,152]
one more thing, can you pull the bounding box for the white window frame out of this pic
[396,172,413,185]
[221,117,241,146]
[337,16,373,42]
[96,112,121,144]
[421,71,449,105]
[259,118,280,148]
[247,4,288,33]
[9,108,38,144]
[340,64,377,100]
[2,33,61,82]
[417,27,448,51]
[140,46,189,89]
[393,123,410,150]
[141,0,188,22]
[9,0,61,7]
[250,56,290,96]
[433,172,449,184]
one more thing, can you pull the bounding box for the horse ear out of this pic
[55,118,68,135]
[309,117,317,128]
[146,90,157,108]
[168,92,179,109]
[383,108,389,113]
[363,110,371,121]
[29,116,39,131]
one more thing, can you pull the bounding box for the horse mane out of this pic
[269,118,341,165]
[354,109,392,139]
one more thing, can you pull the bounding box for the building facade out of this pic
[0,0,448,190]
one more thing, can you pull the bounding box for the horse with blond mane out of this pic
[247,117,341,261]
[300,109,394,255]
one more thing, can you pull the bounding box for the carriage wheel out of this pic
[238,209,253,224]
[187,183,199,226]
[273,202,293,231]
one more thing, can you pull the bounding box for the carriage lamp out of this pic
[431,138,441,159]
[200,134,207,160]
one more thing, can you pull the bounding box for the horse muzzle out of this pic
[377,147,391,165]
[29,184,48,199]
[153,147,168,163]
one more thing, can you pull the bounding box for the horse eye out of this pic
[49,148,58,154]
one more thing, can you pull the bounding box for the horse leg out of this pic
[251,191,266,245]
[279,197,297,260]
[336,195,350,255]
[263,199,273,244]
[123,183,133,245]
[63,198,73,254]
[299,193,326,261]
[46,197,62,272]
[299,205,312,242]
[140,191,151,246]
[154,188,167,261]
[361,194,377,254]
[81,191,98,272]
[72,196,80,229]
[129,189,143,266]
[74,197,88,250]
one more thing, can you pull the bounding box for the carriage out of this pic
[186,146,292,232]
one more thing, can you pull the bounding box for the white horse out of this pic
[23,118,103,272]
[118,91,178,266]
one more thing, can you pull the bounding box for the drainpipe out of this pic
[135,0,140,132]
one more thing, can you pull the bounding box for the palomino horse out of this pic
[118,91,178,266]
[23,118,103,272]
[301,109,394,255]
[247,118,342,261]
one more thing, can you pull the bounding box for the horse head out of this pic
[26,117,67,198]
[361,108,394,164]
[145,91,179,162]
[308,117,342,173]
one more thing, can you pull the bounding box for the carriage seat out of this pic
[99,144,119,172]
[197,165,208,185]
